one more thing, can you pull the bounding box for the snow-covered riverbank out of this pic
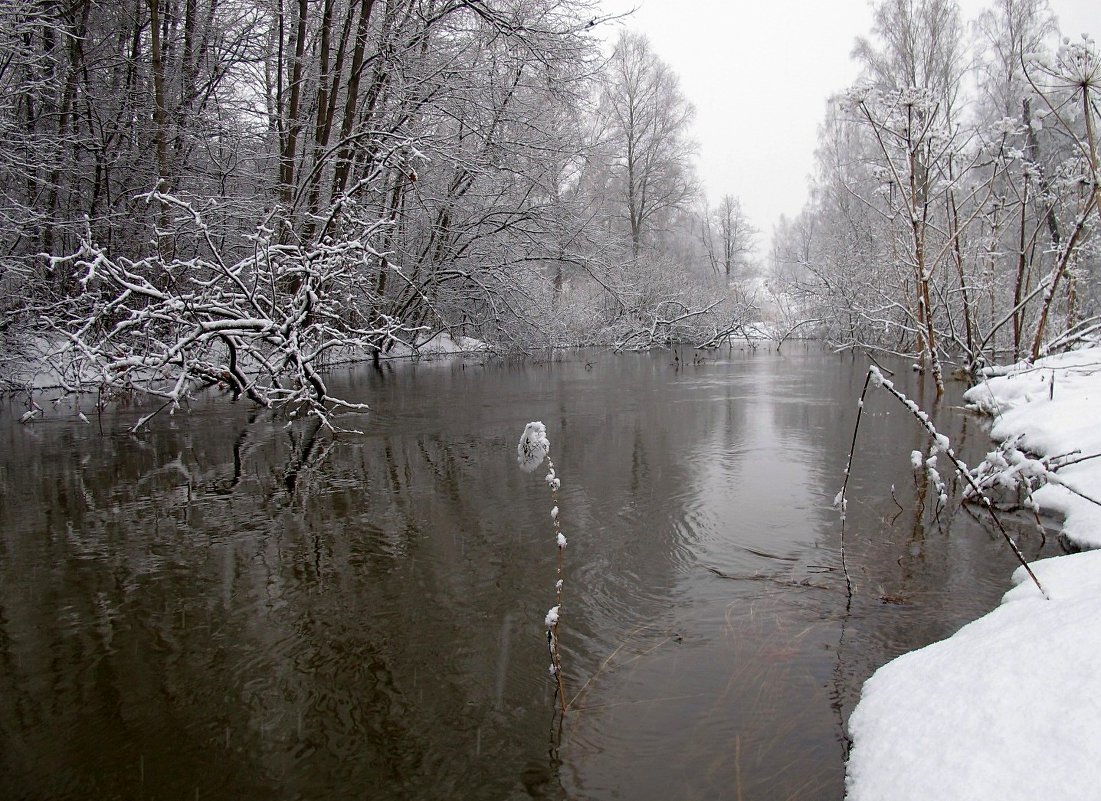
[1,332,489,395]
[845,348,1101,800]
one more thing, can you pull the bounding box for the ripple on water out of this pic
[0,350,1068,801]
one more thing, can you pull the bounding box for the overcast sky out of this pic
[595,0,1097,253]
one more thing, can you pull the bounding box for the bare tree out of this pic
[701,194,756,282]
[850,0,970,392]
[760,0,1100,375]
[599,30,697,258]
[965,0,1058,360]
[2,0,764,404]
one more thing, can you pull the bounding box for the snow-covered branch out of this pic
[45,196,417,430]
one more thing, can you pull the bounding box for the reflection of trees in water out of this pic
[0,406,569,799]
[824,365,1066,766]
[1,351,1068,799]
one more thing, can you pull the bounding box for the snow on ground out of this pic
[2,332,489,392]
[846,346,1101,801]
[846,551,1101,800]
[0,336,81,390]
[385,332,488,358]
[965,349,1101,550]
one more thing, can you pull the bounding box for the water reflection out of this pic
[559,353,854,800]
[0,349,1063,800]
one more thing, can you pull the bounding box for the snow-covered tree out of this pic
[701,195,757,284]
[598,30,698,258]
[772,0,1098,374]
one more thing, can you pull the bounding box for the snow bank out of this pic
[384,332,489,359]
[964,348,1101,549]
[0,335,83,390]
[846,550,1101,801]
[847,347,1101,800]
[2,333,489,391]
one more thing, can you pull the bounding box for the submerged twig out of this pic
[833,371,873,599]
[865,367,1048,598]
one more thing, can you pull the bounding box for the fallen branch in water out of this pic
[835,366,1048,599]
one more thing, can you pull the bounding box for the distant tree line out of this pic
[771,0,1100,390]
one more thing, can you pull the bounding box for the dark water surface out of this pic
[0,348,1061,800]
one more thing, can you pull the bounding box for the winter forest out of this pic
[0,0,1098,416]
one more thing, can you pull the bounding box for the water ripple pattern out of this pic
[0,348,1065,800]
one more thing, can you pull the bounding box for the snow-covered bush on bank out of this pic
[847,347,1101,801]
[964,349,1101,550]
[44,192,418,430]
[538,254,755,351]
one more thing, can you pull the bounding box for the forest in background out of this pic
[771,0,1100,391]
[0,0,754,418]
[0,0,1097,419]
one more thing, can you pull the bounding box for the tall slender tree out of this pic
[599,30,697,258]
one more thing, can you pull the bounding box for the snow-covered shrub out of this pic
[44,191,420,430]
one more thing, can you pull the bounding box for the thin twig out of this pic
[834,371,873,599]
[867,367,1048,598]
[568,623,656,711]
[545,455,567,713]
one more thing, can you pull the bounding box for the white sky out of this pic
[596,0,1098,252]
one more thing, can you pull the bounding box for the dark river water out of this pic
[0,347,1062,800]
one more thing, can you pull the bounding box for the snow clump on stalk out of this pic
[516,421,569,712]
[517,422,550,473]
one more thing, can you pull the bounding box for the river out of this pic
[0,347,1062,800]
